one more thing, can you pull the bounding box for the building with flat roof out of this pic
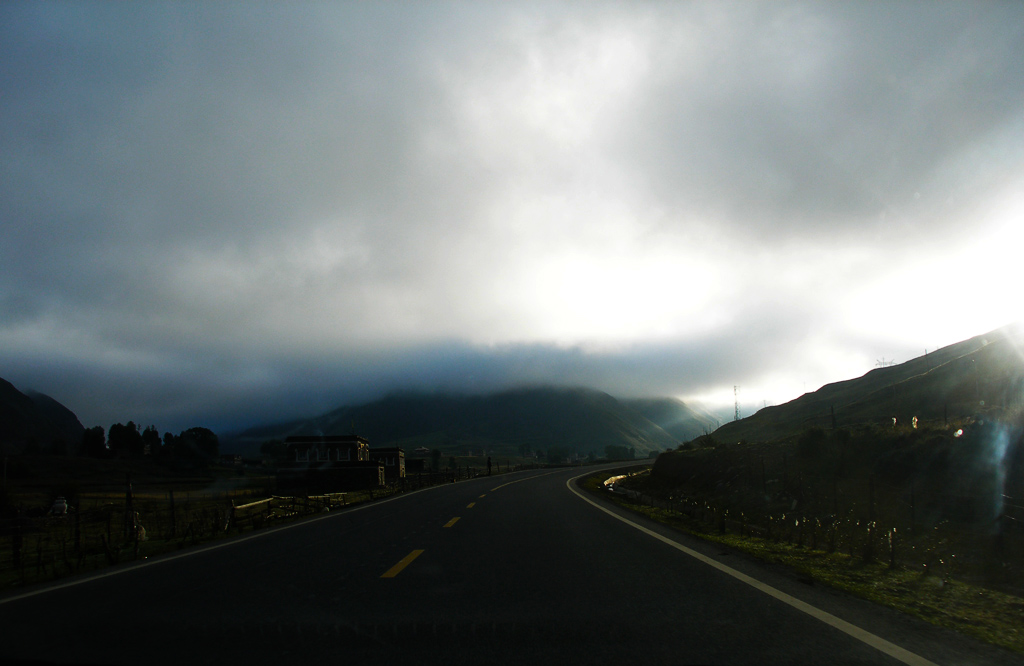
[285,435,369,463]
[278,435,381,492]
[368,447,405,481]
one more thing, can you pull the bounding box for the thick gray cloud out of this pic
[2,2,1023,433]
[615,3,1024,239]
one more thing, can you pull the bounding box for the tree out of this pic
[80,426,106,458]
[178,427,219,458]
[141,425,161,455]
[108,422,143,458]
[430,448,441,471]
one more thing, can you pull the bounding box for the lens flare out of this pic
[986,424,1015,529]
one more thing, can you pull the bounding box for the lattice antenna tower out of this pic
[734,385,740,422]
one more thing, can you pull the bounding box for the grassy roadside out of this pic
[0,485,406,593]
[1,465,532,593]
[580,472,1024,654]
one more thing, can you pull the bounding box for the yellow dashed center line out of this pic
[380,549,424,578]
[444,517,460,528]
[478,494,486,498]
[467,502,475,508]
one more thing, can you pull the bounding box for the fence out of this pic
[0,484,404,588]
[620,449,1024,592]
[0,462,539,590]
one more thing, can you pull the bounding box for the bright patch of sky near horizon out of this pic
[1,2,1023,432]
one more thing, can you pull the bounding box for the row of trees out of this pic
[80,422,219,460]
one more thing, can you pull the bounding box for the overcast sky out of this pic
[2,1,1023,434]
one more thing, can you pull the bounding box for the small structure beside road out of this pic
[277,435,383,493]
[369,446,405,481]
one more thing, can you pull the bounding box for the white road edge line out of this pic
[0,484,438,606]
[567,473,939,666]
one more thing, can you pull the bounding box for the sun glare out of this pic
[519,247,726,345]
[843,188,1024,350]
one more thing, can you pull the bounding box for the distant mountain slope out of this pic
[712,324,1024,443]
[0,378,85,454]
[623,397,721,442]
[230,386,683,457]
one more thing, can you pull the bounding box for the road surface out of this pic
[1,465,1020,665]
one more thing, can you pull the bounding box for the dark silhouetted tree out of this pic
[80,426,106,457]
[141,425,161,455]
[108,422,144,458]
[178,427,218,458]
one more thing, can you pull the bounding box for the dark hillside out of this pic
[645,325,1024,595]
[711,325,1023,444]
[230,386,682,458]
[0,377,84,455]
[624,397,720,442]
[26,390,85,453]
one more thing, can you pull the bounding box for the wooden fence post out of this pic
[74,500,81,554]
[123,472,134,540]
[169,489,176,539]
[888,528,896,569]
[12,524,22,569]
[864,478,876,563]
[909,484,915,536]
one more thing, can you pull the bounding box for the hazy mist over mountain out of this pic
[230,386,703,458]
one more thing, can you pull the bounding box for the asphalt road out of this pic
[1,465,1021,666]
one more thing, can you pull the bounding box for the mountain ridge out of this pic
[228,386,715,458]
[623,397,721,442]
[0,378,85,455]
[710,324,1024,444]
